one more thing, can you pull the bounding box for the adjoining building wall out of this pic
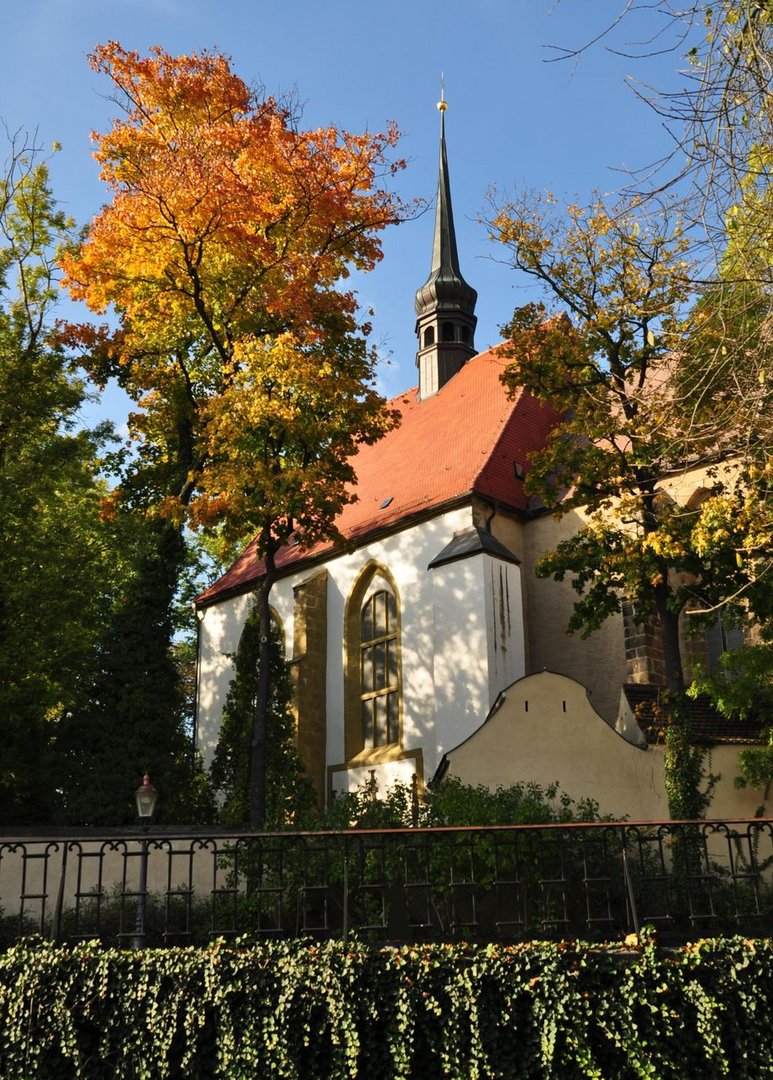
[521,511,628,725]
[440,670,765,822]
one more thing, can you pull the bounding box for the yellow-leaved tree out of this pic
[487,194,773,818]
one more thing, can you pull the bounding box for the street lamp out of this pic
[132,774,158,948]
[135,773,158,822]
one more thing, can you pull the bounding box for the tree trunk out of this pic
[250,543,277,829]
[658,592,685,695]
[653,580,708,819]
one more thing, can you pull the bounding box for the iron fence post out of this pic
[621,830,640,936]
[132,836,150,949]
[342,844,349,946]
[51,841,69,943]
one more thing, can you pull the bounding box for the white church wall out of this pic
[330,758,419,798]
[430,555,491,764]
[198,504,522,783]
[318,505,476,780]
[430,553,527,765]
[484,556,526,703]
[196,591,254,767]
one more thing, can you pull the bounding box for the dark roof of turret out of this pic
[414,109,477,319]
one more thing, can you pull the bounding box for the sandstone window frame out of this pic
[343,563,403,764]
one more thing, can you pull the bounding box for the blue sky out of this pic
[1,1,692,422]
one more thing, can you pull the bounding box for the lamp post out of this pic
[132,774,158,948]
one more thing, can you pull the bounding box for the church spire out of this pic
[415,88,477,399]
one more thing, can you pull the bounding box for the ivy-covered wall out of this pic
[0,937,770,1078]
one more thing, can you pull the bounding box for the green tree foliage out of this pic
[490,5,772,809]
[209,608,315,828]
[691,641,773,793]
[55,521,209,826]
[558,3,772,260]
[0,135,118,825]
[736,725,773,791]
[0,132,206,827]
[605,3,773,740]
[667,0,771,267]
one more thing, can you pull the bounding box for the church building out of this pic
[194,103,764,818]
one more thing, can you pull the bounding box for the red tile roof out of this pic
[196,348,561,606]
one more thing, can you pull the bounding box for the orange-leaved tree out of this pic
[61,43,409,825]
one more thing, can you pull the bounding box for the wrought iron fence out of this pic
[1,819,771,947]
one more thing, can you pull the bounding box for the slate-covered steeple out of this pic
[415,92,477,399]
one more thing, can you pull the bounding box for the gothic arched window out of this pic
[360,588,400,747]
[344,566,402,760]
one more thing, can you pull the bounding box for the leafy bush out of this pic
[0,936,770,1078]
[323,775,608,831]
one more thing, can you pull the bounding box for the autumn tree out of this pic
[488,195,749,817]
[61,44,408,826]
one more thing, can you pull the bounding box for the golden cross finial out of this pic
[437,73,447,112]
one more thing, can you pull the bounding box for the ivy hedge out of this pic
[0,936,770,1078]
